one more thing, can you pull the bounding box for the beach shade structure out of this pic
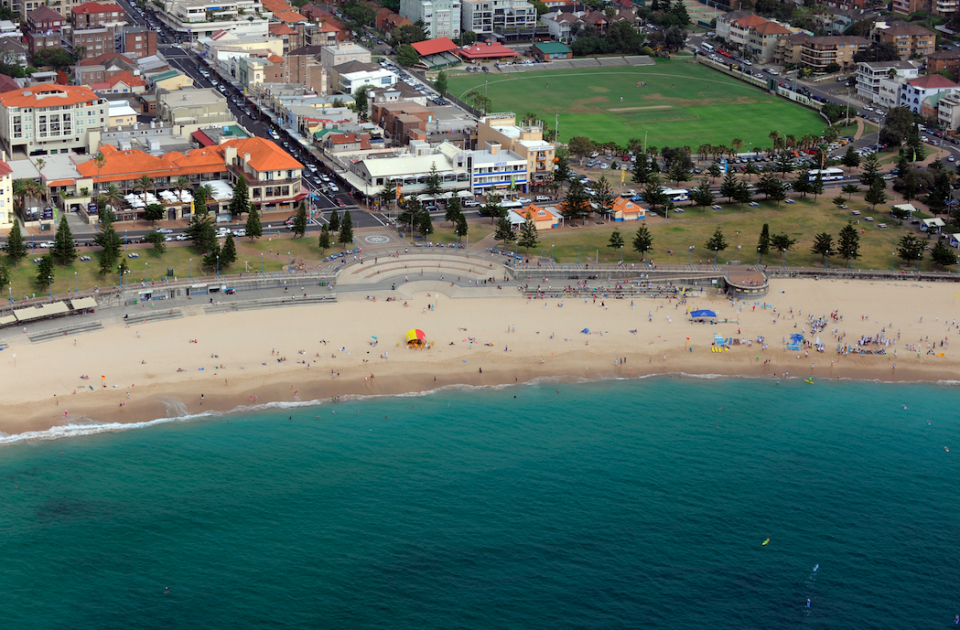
[690,310,717,319]
[457,190,475,198]
[581,328,590,334]
[406,329,427,348]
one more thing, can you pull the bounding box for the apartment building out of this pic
[0,84,108,157]
[159,0,270,41]
[937,93,960,131]
[319,41,371,73]
[855,60,918,104]
[72,27,116,59]
[476,113,554,189]
[333,61,396,94]
[874,21,935,60]
[120,27,158,60]
[891,0,957,17]
[460,0,536,37]
[775,34,868,70]
[156,88,236,134]
[744,20,791,63]
[72,2,125,29]
[927,49,960,80]
[16,0,86,20]
[400,0,461,39]
[74,52,138,85]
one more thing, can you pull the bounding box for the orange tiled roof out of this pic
[733,14,767,28]
[77,52,133,67]
[273,10,307,23]
[106,70,145,88]
[261,0,294,11]
[613,196,644,214]
[268,54,284,63]
[269,23,297,35]
[0,84,100,109]
[0,161,13,177]
[223,137,303,172]
[520,204,550,220]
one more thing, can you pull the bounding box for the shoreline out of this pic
[2,277,958,443]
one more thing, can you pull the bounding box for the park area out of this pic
[447,61,825,150]
[518,196,950,272]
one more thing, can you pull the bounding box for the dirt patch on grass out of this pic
[607,105,672,112]
[588,86,610,93]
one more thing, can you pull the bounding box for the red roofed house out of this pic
[457,41,520,60]
[612,196,646,221]
[410,37,459,57]
[0,74,19,95]
[74,52,138,85]
[273,10,308,24]
[376,7,412,31]
[103,70,146,94]
[901,74,960,114]
[519,204,561,230]
[71,2,125,29]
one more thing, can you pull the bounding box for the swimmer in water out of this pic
[813,564,818,572]
[806,598,810,608]
[165,587,169,594]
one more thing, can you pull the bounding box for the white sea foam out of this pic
[0,413,213,446]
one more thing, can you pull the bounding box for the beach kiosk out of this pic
[689,309,717,323]
[406,329,427,348]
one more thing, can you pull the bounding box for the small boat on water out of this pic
[804,377,814,385]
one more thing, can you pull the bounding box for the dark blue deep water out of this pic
[2,378,959,629]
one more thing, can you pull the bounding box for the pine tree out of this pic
[94,209,123,276]
[771,233,798,262]
[292,201,308,238]
[193,185,208,215]
[228,176,249,218]
[667,158,690,186]
[144,231,167,258]
[864,179,888,210]
[705,227,728,261]
[561,179,590,225]
[186,213,216,253]
[6,218,27,265]
[338,210,353,249]
[329,207,341,232]
[708,161,722,179]
[733,181,752,209]
[791,172,812,198]
[594,176,615,219]
[37,254,55,290]
[632,224,653,260]
[454,212,469,243]
[418,208,433,238]
[608,227,625,254]
[221,233,237,267]
[811,232,834,263]
[554,155,571,184]
[810,170,825,201]
[424,162,443,198]
[841,145,861,171]
[494,215,516,244]
[931,239,958,268]
[444,196,462,226]
[204,241,221,271]
[245,203,262,240]
[434,69,448,96]
[517,216,539,254]
[53,213,76,265]
[767,178,788,207]
[758,223,770,261]
[690,177,715,212]
[0,256,8,290]
[318,224,331,253]
[642,176,669,216]
[720,170,739,201]
[860,153,883,189]
[837,222,861,264]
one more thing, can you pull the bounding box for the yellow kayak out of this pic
[762,538,770,546]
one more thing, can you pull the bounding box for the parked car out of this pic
[175,234,190,241]
[39,241,54,248]
[534,195,551,202]
[158,228,174,234]
[462,199,480,207]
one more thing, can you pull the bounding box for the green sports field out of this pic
[447,62,825,150]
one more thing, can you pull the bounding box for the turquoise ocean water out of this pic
[2,378,960,629]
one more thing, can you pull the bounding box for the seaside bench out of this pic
[203,294,338,314]
[28,320,104,343]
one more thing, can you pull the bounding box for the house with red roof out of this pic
[611,196,646,221]
[71,2,125,29]
[457,41,520,61]
[901,74,960,114]
[518,204,561,230]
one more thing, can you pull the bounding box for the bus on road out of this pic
[807,168,844,181]
[700,42,715,53]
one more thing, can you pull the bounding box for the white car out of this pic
[158,228,174,234]
[518,197,532,204]
[308,164,317,172]
[534,195,551,202]
[232,228,246,237]
[175,234,190,241]
[462,199,480,207]
[39,241,54,248]
[328,184,339,192]
[949,156,956,162]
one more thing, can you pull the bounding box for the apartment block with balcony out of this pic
[891,0,957,16]
[775,34,868,71]
[159,0,269,41]
[937,93,960,132]
[0,157,12,229]
[156,88,237,135]
[874,21,935,60]
[476,113,554,189]
[855,60,918,104]
[461,0,536,37]
[120,27,158,60]
[899,74,960,114]
[400,0,461,39]
[72,27,116,59]
[0,84,108,157]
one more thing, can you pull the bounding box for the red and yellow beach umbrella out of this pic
[406,329,426,348]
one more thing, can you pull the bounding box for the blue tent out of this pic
[581,328,590,334]
[690,310,717,318]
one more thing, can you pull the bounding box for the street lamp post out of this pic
[75,272,77,293]
[917,252,921,273]
[261,252,264,273]
[620,245,623,265]
[119,265,122,286]
[217,254,220,277]
[146,262,149,282]
[825,250,830,269]
[756,246,760,266]
[714,247,718,265]
[891,252,894,272]
[48,276,51,298]
[551,244,555,263]
[190,258,193,278]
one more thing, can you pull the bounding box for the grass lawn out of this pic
[3,242,292,301]
[446,61,825,149]
[530,195,952,272]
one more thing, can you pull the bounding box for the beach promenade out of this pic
[1,251,958,440]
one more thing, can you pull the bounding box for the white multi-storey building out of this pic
[855,60,919,105]
[0,84,108,157]
[461,0,535,37]
[0,156,12,228]
[159,0,269,41]
[400,0,461,39]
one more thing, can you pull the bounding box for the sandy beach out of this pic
[2,276,958,439]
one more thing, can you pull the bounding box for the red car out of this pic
[336,199,346,207]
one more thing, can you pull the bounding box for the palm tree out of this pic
[99,184,123,216]
[174,176,190,205]
[731,138,744,156]
[785,134,798,151]
[768,131,781,157]
[92,152,106,193]
[697,144,709,162]
[135,175,153,207]
[13,179,42,217]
